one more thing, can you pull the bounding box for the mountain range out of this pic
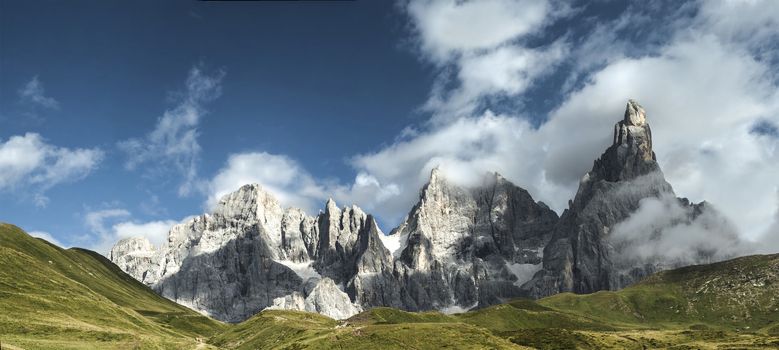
[1,100,776,349]
[1,222,777,349]
[107,100,746,323]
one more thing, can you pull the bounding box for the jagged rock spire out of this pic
[599,99,658,182]
[613,99,652,149]
[624,99,646,126]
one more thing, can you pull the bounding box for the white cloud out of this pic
[698,0,779,62]
[405,0,570,118]
[406,0,552,62]
[18,76,59,109]
[207,152,328,214]
[29,230,66,248]
[205,152,403,218]
[757,189,779,253]
[112,220,177,247]
[0,133,104,206]
[85,208,131,235]
[431,41,567,116]
[82,207,177,254]
[609,194,750,265]
[118,65,225,196]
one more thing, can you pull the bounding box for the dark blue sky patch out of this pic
[751,120,779,138]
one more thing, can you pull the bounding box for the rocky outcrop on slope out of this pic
[524,100,741,298]
[267,277,363,320]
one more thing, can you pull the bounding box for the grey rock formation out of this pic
[524,99,740,298]
[110,184,368,322]
[268,277,363,320]
[108,237,159,286]
[390,169,559,312]
[109,171,559,320]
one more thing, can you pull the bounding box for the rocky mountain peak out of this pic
[624,99,646,126]
[213,183,283,224]
[429,166,442,181]
[612,99,652,149]
[324,198,338,212]
[422,167,443,194]
[595,99,659,182]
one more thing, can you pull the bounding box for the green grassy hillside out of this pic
[2,222,778,349]
[540,254,779,331]
[0,223,225,349]
[211,308,526,350]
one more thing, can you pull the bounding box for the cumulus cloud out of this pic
[207,152,327,214]
[0,133,104,206]
[29,230,66,248]
[112,221,177,247]
[118,64,225,196]
[18,76,59,109]
[756,190,779,253]
[406,0,552,61]
[83,208,177,254]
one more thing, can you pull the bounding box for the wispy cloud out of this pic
[0,133,104,206]
[18,76,60,110]
[405,0,570,118]
[118,64,225,196]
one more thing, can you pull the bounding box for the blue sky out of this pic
[1,0,778,253]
